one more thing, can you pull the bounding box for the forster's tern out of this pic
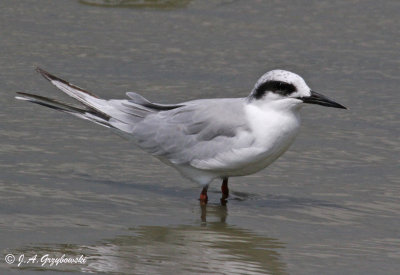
[16,68,346,204]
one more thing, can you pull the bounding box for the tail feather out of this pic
[15,92,115,128]
[35,67,112,119]
[33,67,154,126]
[16,67,182,134]
[36,67,100,98]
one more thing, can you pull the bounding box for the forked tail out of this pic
[16,67,156,133]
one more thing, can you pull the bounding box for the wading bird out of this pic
[17,68,346,204]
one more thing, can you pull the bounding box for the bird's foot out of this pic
[199,194,208,204]
[199,187,208,205]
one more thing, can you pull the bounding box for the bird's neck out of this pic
[247,97,303,114]
[244,101,301,147]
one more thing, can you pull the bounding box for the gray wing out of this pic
[126,92,184,110]
[131,98,256,171]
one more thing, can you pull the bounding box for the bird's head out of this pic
[248,70,346,111]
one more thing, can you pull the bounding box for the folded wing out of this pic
[131,98,257,172]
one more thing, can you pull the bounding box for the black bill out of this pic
[300,91,347,109]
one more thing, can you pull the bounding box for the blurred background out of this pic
[0,0,399,274]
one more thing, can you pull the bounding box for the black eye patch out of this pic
[253,80,296,99]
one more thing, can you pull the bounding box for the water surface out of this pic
[0,0,399,274]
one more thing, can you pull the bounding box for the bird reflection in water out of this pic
[10,204,287,274]
[200,201,228,223]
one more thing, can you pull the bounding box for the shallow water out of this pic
[1,0,399,274]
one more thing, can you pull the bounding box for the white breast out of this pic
[230,103,300,176]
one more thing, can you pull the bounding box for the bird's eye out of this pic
[253,80,296,99]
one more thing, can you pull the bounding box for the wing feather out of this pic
[131,98,255,171]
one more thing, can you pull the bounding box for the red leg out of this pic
[221,177,229,205]
[199,186,208,204]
